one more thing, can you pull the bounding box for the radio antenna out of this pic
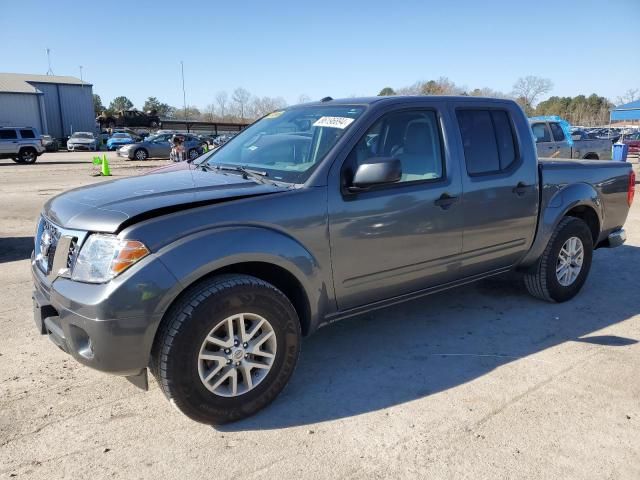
[46,48,54,75]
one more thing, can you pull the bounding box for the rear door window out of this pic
[0,130,18,140]
[549,123,565,142]
[19,129,36,139]
[456,109,518,176]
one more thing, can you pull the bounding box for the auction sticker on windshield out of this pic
[313,116,355,129]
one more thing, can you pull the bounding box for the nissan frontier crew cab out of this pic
[32,96,634,424]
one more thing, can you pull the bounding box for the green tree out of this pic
[93,94,105,115]
[378,87,396,96]
[142,96,174,117]
[535,94,612,126]
[109,96,134,112]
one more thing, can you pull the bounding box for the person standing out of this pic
[170,135,186,162]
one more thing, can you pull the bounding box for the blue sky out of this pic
[1,0,638,109]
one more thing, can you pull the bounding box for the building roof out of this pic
[611,100,640,121]
[0,73,92,94]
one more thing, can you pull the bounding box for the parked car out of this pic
[97,110,161,129]
[67,132,98,152]
[117,133,204,160]
[32,96,633,425]
[622,132,640,156]
[107,133,135,151]
[0,126,45,163]
[530,118,612,159]
[41,135,60,152]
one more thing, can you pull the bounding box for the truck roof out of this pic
[300,95,517,107]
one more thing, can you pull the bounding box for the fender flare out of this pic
[150,225,330,333]
[519,182,603,268]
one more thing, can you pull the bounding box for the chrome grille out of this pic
[35,217,61,275]
[34,216,87,280]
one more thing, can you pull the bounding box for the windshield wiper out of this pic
[202,163,271,184]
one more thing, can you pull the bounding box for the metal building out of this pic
[0,73,95,139]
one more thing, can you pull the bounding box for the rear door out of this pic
[452,103,539,275]
[548,122,571,158]
[531,122,557,158]
[328,103,464,310]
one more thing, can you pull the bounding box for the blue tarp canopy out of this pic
[611,100,640,121]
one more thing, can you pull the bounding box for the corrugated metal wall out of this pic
[0,93,43,131]
[30,82,95,138]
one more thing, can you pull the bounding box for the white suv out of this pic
[0,127,46,164]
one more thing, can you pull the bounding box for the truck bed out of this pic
[538,158,632,243]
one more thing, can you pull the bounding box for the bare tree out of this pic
[215,91,229,120]
[616,88,639,105]
[248,96,288,118]
[203,103,216,122]
[232,87,251,121]
[297,94,311,104]
[512,76,553,111]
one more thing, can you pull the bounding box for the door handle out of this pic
[434,193,458,209]
[512,182,529,196]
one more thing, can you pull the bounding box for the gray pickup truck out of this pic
[530,119,612,160]
[32,96,634,424]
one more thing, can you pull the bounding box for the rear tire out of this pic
[151,274,301,425]
[524,217,593,302]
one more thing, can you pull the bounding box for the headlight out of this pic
[71,234,150,283]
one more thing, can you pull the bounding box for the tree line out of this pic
[93,88,293,124]
[378,77,638,126]
[93,81,638,127]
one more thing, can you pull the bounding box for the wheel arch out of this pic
[518,183,603,269]
[148,226,332,341]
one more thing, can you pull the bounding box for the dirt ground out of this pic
[1,152,639,479]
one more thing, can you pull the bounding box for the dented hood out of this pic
[44,162,286,233]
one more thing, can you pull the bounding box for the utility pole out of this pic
[181,61,188,121]
[79,66,83,88]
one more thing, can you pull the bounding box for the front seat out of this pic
[396,122,440,181]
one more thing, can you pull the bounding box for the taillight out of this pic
[628,170,635,206]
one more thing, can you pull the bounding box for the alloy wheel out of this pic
[197,313,277,397]
[556,236,584,286]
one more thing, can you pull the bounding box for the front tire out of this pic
[524,217,593,302]
[18,148,38,164]
[133,148,148,160]
[151,274,301,424]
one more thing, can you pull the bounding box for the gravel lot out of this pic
[1,152,639,479]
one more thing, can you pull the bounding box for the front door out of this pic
[531,122,557,158]
[328,107,463,310]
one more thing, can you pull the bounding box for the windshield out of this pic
[204,105,365,183]
[71,133,94,139]
[112,133,129,138]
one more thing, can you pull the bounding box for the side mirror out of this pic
[350,157,402,191]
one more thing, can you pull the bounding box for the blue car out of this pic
[106,133,134,151]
